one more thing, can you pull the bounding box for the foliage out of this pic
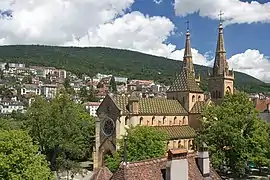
[0,130,53,180]
[0,117,23,130]
[22,75,33,84]
[25,92,95,172]
[197,92,270,176]
[105,125,168,172]
[0,45,269,93]
[79,86,99,102]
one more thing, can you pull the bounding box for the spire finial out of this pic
[218,11,224,25]
[186,20,190,32]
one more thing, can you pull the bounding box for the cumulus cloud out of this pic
[174,0,270,25]
[0,0,269,83]
[0,0,134,45]
[64,11,176,58]
[228,49,270,82]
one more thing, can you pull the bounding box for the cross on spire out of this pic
[186,20,190,31]
[218,11,224,24]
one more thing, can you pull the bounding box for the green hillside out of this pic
[0,45,269,93]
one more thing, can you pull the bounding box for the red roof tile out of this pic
[110,153,221,180]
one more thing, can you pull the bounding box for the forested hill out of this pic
[0,45,269,92]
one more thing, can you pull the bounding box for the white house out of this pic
[84,102,101,117]
[0,101,24,114]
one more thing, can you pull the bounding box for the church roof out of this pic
[113,95,187,115]
[190,101,206,114]
[167,70,203,93]
[110,153,221,180]
[152,125,196,139]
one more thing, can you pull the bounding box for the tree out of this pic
[26,93,95,173]
[0,130,53,179]
[197,92,270,177]
[105,125,168,172]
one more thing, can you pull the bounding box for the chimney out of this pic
[166,148,188,180]
[196,143,210,178]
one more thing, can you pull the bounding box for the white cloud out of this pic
[228,49,270,82]
[0,0,134,45]
[153,0,163,5]
[0,0,269,83]
[174,0,270,25]
[64,11,176,58]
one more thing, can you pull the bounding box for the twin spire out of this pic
[183,13,230,78]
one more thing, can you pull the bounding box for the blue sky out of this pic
[0,0,269,82]
[131,0,270,58]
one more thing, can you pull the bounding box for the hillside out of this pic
[0,45,269,93]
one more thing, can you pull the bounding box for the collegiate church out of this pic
[93,21,234,168]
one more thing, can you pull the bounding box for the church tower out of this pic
[208,20,234,104]
[167,24,204,112]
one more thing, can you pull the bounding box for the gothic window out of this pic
[174,116,177,125]
[140,117,143,125]
[182,116,186,125]
[192,95,195,102]
[125,116,128,125]
[163,116,166,125]
[178,140,183,148]
[152,116,155,125]
[198,95,201,101]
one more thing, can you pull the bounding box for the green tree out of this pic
[22,75,33,84]
[197,92,270,177]
[0,130,53,180]
[105,125,168,172]
[26,93,95,173]
[109,76,117,93]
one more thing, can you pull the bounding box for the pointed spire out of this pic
[183,20,194,75]
[213,11,227,76]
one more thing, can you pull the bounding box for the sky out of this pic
[0,0,269,82]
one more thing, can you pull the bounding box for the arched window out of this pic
[163,116,166,125]
[152,116,155,125]
[125,116,128,125]
[174,116,177,125]
[198,95,201,101]
[226,86,231,94]
[140,117,143,125]
[183,116,186,125]
[192,95,195,102]
[178,140,183,148]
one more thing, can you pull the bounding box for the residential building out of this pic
[84,102,101,117]
[0,101,24,114]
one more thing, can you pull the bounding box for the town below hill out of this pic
[0,45,269,93]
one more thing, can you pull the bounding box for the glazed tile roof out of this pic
[112,95,187,115]
[152,125,196,139]
[167,70,203,93]
[110,153,221,180]
[190,101,206,114]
